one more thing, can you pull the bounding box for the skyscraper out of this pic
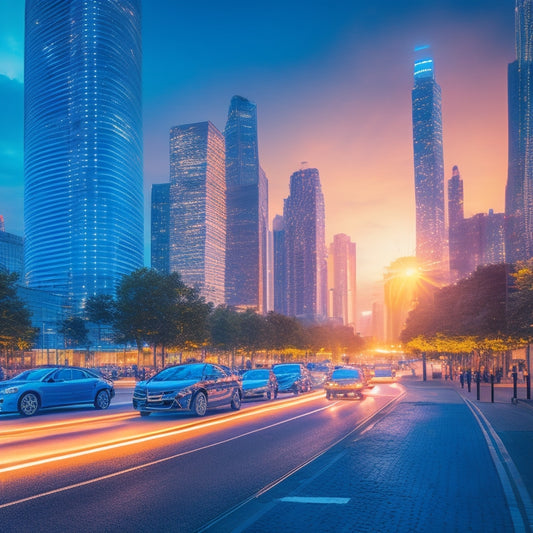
[24,0,143,312]
[506,0,533,262]
[327,234,356,328]
[224,95,268,313]
[284,167,327,320]
[272,214,287,315]
[448,165,464,280]
[169,122,225,306]
[412,54,446,272]
[151,183,170,274]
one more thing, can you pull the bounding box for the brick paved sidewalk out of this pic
[203,380,530,533]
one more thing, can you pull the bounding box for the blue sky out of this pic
[0,0,515,300]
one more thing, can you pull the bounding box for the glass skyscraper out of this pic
[169,122,226,307]
[412,55,446,271]
[447,165,464,281]
[24,0,143,312]
[272,214,287,315]
[506,0,533,262]
[224,95,268,313]
[151,183,170,274]
[283,168,327,320]
[327,233,356,328]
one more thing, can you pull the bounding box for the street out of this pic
[1,379,532,532]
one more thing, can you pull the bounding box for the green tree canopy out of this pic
[0,272,36,352]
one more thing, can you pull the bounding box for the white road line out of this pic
[464,397,533,533]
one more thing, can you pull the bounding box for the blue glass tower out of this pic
[506,0,533,262]
[224,96,268,313]
[412,55,446,271]
[24,0,143,312]
[169,122,226,307]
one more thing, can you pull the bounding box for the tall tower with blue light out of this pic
[412,50,446,273]
[24,0,144,312]
[506,0,533,262]
[224,95,268,313]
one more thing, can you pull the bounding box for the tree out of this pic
[59,316,90,349]
[85,294,116,348]
[507,259,533,340]
[0,272,36,359]
[113,268,212,367]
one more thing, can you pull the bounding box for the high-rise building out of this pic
[151,183,170,274]
[448,165,464,280]
[454,211,506,279]
[327,234,356,328]
[0,225,23,278]
[272,214,287,315]
[412,54,446,272]
[284,168,327,321]
[24,0,143,312]
[224,95,268,313]
[169,122,225,306]
[506,0,533,262]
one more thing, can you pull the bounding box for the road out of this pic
[0,382,404,532]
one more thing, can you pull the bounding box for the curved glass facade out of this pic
[24,0,143,312]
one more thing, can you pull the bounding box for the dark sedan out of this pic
[242,369,278,400]
[324,367,366,400]
[0,366,115,416]
[272,363,312,395]
[132,363,242,417]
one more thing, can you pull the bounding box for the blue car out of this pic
[242,369,278,400]
[0,366,115,417]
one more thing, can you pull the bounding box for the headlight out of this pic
[1,386,19,394]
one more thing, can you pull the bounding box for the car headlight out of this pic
[1,386,19,394]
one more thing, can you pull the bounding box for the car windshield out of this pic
[332,368,360,380]
[150,364,205,382]
[273,364,300,375]
[243,370,268,380]
[12,368,54,381]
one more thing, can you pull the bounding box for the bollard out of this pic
[491,374,494,403]
[476,374,481,401]
[513,371,518,400]
[527,373,531,401]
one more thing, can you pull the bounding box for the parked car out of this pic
[272,363,312,395]
[324,367,366,400]
[242,369,278,400]
[132,362,242,417]
[0,366,115,417]
[371,365,396,383]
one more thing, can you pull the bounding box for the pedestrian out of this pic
[466,369,472,391]
[460,372,464,388]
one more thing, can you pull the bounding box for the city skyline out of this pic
[0,1,514,309]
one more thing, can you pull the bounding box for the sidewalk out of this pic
[201,378,533,533]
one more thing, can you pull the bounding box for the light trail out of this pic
[0,392,325,474]
[0,401,338,509]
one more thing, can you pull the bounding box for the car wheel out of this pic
[326,391,331,400]
[266,390,272,400]
[191,391,207,416]
[94,390,110,410]
[274,388,278,399]
[18,392,40,417]
[230,390,241,410]
[139,411,151,417]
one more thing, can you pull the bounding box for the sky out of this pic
[0,0,515,310]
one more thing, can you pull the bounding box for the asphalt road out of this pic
[0,383,404,532]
